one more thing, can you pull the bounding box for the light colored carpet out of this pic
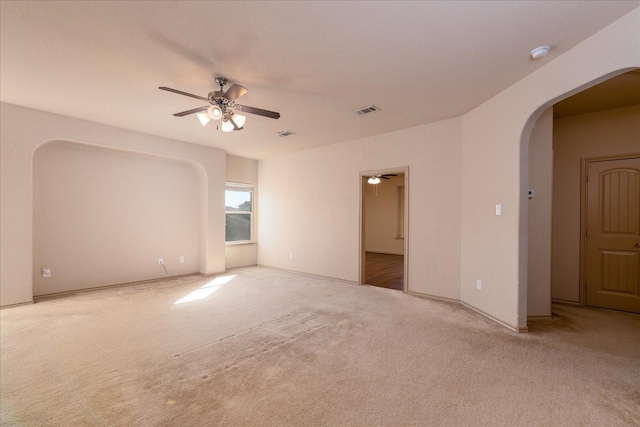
[1,266,639,426]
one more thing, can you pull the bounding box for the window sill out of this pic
[225,241,256,246]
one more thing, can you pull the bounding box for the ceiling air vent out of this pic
[355,105,381,115]
[277,130,296,137]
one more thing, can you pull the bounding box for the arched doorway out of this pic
[523,69,640,323]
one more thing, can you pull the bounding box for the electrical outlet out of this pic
[495,204,502,216]
[42,266,51,278]
[158,258,164,266]
[180,256,184,263]
[476,279,482,290]
[289,252,294,259]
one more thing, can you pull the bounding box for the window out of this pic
[225,184,253,243]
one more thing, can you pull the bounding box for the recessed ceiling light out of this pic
[530,45,550,59]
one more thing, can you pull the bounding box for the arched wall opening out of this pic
[519,67,640,324]
[32,140,207,297]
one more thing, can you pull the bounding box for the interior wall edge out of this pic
[460,301,528,333]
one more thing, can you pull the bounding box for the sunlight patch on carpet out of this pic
[173,275,236,304]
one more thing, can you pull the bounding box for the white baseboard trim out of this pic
[225,264,258,272]
[407,290,459,304]
[34,273,200,302]
[257,264,359,285]
[197,270,227,278]
[0,300,34,310]
[460,301,528,333]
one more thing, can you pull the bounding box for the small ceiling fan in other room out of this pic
[159,77,280,132]
[367,174,397,185]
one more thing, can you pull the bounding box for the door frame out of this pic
[359,166,409,292]
[579,153,640,306]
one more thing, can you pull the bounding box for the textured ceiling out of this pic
[1,1,638,159]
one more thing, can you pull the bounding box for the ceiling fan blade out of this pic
[236,105,281,119]
[222,84,248,102]
[381,174,398,177]
[380,176,391,179]
[159,87,209,102]
[173,106,209,117]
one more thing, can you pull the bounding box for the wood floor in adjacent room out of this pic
[365,251,404,291]
[1,266,639,426]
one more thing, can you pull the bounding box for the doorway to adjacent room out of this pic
[360,169,408,291]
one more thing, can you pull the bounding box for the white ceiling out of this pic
[2,1,638,159]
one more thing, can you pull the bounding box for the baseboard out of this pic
[365,251,404,256]
[225,264,258,272]
[0,300,34,310]
[34,273,200,302]
[257,264,359,285]
[551,298,580,306]
[460,301,529,333]
[407,290,459,304]
[197,270,227,277]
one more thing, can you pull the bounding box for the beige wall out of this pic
[461,8,639,330]
[258,119,462,300]
[527,108,553,317]
[225,155,258,268]
[364,174,405,255]
[0,103,226,307]
[256,9,639,329]
[552,104,640,303]
[32,142,201,295]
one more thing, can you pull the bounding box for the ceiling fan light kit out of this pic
[231,113,246,128]
[207,105,223,120]
[159,77,280,133]
[221,120,235,133]
[366,174,398,185]
[196,112,211,126]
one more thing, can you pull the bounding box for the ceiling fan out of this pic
[159,77,280,132]
[367,174,397,184]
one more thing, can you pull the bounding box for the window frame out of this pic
[225,182,255,245]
